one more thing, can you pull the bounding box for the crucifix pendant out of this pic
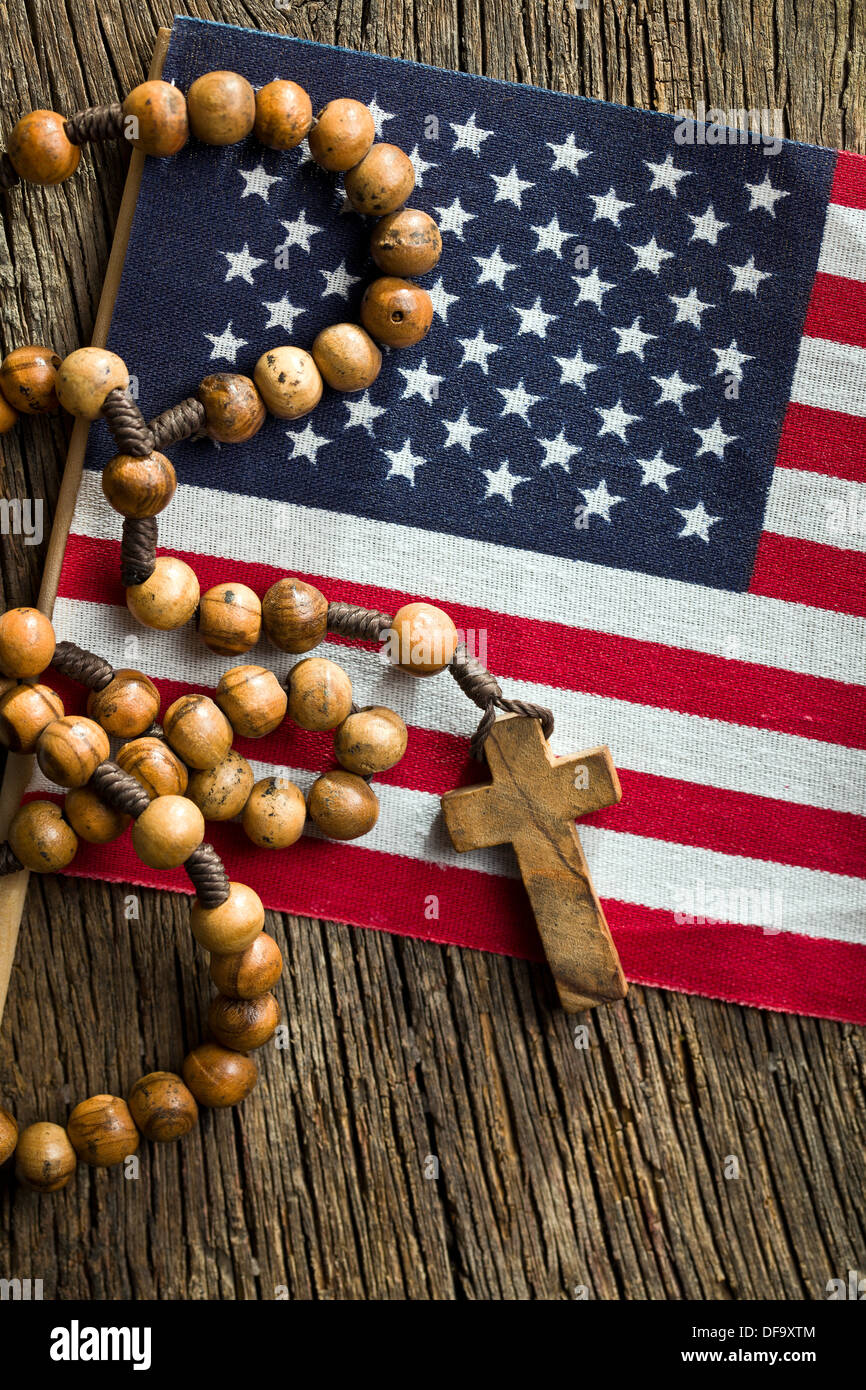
[441,714,627,1012]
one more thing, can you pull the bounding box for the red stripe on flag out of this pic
[58,533,866,749]
[749,531,866,617]
[774,401,866,483]
[803,273,866,350]
[829,150,866,211]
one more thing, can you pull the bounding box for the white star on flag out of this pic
[613,316,657,361]
[399,359,443,404]
[204,322,247,363]
[688,205,730,246]
[262,296,306,333]
[555,347,600,389]
[711,340,754,381]
[435,197,476,238]
[694,418,738,458]
[630,235,675,275]
[513,297,558,338]
[490,165,535,208]
[222,243,265,284]
[238,164,281,202]
[588,187,634,226]
[383,439,426,484]
[579,479,623,521]
[287,423,331,463]
[428,277,460,320]
[344,392,387,434]
[729,255,772,294]
[442,411,486,451]
[676,500,720,542]
[531,215,575,257]
[474,246,518,291]
[745,173,789,216]
[483,460,529,503]
[652,369,700,410]
[644,154,692,196]
[320,261,362,299]
[407,144,438,186]
[275,210,323,255]
[450,111,494,154]
[498,380,543,422]
[595,399,641,442]
[573,266,615,310]
[669,288,715,328]
[547,133,590,175]
[367,94,395,137]
[637,450,679,491]
[458,329,501,374]
[538,431,580,470]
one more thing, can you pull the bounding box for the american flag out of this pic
[40,17,866,1022]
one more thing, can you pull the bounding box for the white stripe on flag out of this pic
[816,202,866,282]
[790,335,866,418]
[765,468,866,553]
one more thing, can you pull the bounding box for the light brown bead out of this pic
[55,347,129,420]
[344,143,415,216]
[14,1121,76,1191]
[0,682,64,753]
[334,705,408,775]
[122,79,189,157]
[198,373,266,443]
[254,346,323,420]
[182,1043,258,1108]
[389,601,458,676]
[0,607,55,679]
[64,786,130,844]
[197,582,261,656]
[287,656,353,731]
[370,208,442,277]
[0,1107,18,1165]
[311,323,381,393]
[36,715,109,788]
[360,277,433,348]
[187,70,256,145]
[254,79,312,149]
[101,451,177,518]
[308,98,375,171]
[215,665,287,738]
[0,394,18,434]
[187,750,254,822]
[242,776,306,849]
[307,770,379,840]
[128,1071,198,1142]
[116,736,188,799]
[209,931,283,998]
[126,556,200,631]
[261,577,327,654]
[132,794,205,869]
[86,668,160,739]
[66,1094,140,1167]
[190,881,265,954]
[8,800,78,872]
[208,992,280,1051]
[0,345,61,415]
[8,110,80,184]
[164,693,233,770]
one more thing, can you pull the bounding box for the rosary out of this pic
[0,69,626,1192]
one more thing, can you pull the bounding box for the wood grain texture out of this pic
[1,0,865,1300]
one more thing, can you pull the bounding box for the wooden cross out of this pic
[441,714,627,1012]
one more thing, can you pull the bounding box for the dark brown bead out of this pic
[215,665,287,738]
[242,776,306,849]
[8,111,80,184]
[36,715,110,788]
[0,345,61,415]
[197,582,262,656]
[334,705,408,775]
[344,143,415,216]
[128,1071,198,1142]
[163,693,233,769]
[254,80,312,149]
[101,450,177,518]
[287,656,353,731]
[360,277,433,348]
[64,786,130,844]
[198,373,266,443]
[15,1121,76,1191]
[0,682,64,753]
[116,736,188,799]
[209,931,284,999]
[187,750,254,822]
[308,98,375,171]
[307,769,380,840]
[8,799,78,871]
[187,71,255,145]
[182,1043,258,1108]
[370,208,442,277]
[311,323,381,392]
[66,1094,140,1167]
[86,668,160,739]
[208,992,280,1051]
[262,577,327,654]
[122,80,189,156]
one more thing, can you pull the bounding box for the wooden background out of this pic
[1,0,864,1300]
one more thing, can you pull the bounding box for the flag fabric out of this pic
[40,17,866,1023]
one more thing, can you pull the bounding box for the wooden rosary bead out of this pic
[190,881,265,954]
[128,1071,198,1142]
[0,345,61,414]
[55,347,129,420]
[344,143,415,216]
[8,800,78,872]
[182,1042,258,1108]
[198,373,265,443]
[0,393,18,434]
[209,931,283,998]
[287,656,353,731]
[254,79,312,149]
[132,793,205,869]
[0,607,55,678]
[0,682,64,753]
[187,750,254,822]
[0,1107,18,1165]
[208,991,280,1051]
[370,208,443,277]
[197,582,262,656]
[164,693,233,770]
[7,110,80,185]
[312,323,381,393]
[101,450,177,518]
[242,776,306,849]
[66,1094,140,1167]
[308,97,375,171]
[307,769,379,840]
[116,736,188,799]
[389,601,458,676]
[64,786,130,844]
[122,79,189,157]
[254,346,323,420]
[36,715,109,788]
[14,1121,76,1191]
[334,705,408,775]
[86,668,160,739]
[187,70,256,145]
[126,555,200,631]
[215,664,287,738]
[360,276,433,348]
[261,576,327,654]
